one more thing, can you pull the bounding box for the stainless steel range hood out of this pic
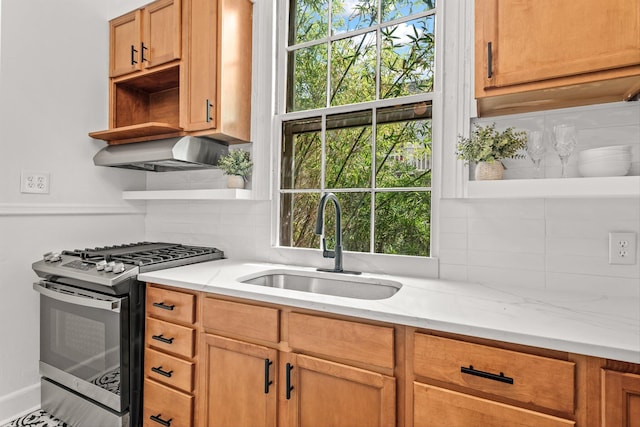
[93,136,229,172]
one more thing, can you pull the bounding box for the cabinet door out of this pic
[182,0,218,131]
[476,0,640,91]
[143,0,181,69]
[602,369,640,427]
[282,353,396,427]
[202,334,277,427]
[413,383,574,427]
[110,10,142,77]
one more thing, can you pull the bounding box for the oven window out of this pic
[41,294,124,395]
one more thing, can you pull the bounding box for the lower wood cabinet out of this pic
[201,334,278,427]
[144,284,198,427]
[602,369,640,427]
[143,284,640,427]
[281,352,396,427]
[413,383,574,427]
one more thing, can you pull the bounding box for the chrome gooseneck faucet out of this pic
[315,192,361,275]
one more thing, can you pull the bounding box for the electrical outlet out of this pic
[21,171,50,194]
[609,232,637,265]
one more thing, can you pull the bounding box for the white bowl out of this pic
[578,160,631,177]
[579,145,631,156]
[578,153,632,164]
[580,145,632,155]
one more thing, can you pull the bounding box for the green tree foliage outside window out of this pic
[280,0,436,257]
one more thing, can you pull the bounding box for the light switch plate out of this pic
[609,232,637,265]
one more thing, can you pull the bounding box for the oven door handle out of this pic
[33,282,122,313]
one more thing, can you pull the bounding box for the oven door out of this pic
[34,281,129,413]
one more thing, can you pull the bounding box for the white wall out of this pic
[0,0,146,422]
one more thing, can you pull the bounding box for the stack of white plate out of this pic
[578,145,632,177]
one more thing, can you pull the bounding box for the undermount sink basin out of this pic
[239,269,402,300]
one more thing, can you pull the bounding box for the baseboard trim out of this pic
[0,382,40,425]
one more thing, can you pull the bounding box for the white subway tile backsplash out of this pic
[468,234,544,254]
[546,253,639,279]
[142,102,639,297]
[467,266,546,290]
[546,271,640,298]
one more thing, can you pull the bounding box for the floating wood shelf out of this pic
[89,122,183,144]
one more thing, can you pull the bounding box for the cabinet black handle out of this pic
[151,366,173,378]
[264,359,273,394]
[285,363,294,400]
[153,302,175,311]
[461,365,513,384]
[150,414,172,427]
[152,334,174,345]
[487,41,493,79]
[131,45,138,65]
[141,42,148,62]
[206,99,213,122]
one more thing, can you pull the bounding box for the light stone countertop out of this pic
[138,259,640,364]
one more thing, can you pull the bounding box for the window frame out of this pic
[270,0,444,272]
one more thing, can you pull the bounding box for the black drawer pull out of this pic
[461,365,513,384]
[285,363,294,400]
[151,366,173,378]
[264,358,273,394]
[150,414,172,427]
[153,302,175,311]
[131,45,138,65]
[152,334,174,345]
[487,41,493,78]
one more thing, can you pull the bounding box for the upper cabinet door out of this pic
[477,0,640,91]
[110,10,142,78]
[109,0,181,78]
[143,0,182,69]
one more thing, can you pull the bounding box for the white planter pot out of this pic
[475,161,504,180]
[226,175,245,189]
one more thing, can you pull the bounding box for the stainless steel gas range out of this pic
[32,242,224,427]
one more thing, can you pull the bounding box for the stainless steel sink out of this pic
[239,270,401,300]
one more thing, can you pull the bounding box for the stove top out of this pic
[33,242,224,292]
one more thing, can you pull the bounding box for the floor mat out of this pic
[1,410,67,427]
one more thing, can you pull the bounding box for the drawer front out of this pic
[288,312,394,370]
[143,379,193,427]
[413,333,575,413]
[202,298,279,344]
[147,285,196,325]
[413,383,575,427]
[145,347,194,392]
[146,317,195,358]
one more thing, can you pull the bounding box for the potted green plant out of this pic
[218,149,253,188]
[456,122,527,180]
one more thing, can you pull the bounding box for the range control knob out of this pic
[96,260,107,271]
[104,261,116,273]
[112,263,125,274]
[49,252,62,262]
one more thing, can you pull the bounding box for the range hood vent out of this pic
[93,136,229,172]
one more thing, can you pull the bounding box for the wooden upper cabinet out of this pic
[110,11,142,77]
[475,0,640,116]
[182,0,253,142]
[109,0,181,78]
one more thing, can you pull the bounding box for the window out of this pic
[277,0,436,257]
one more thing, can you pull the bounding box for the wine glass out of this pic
[526,130,546,178]
[552,124,577,178]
